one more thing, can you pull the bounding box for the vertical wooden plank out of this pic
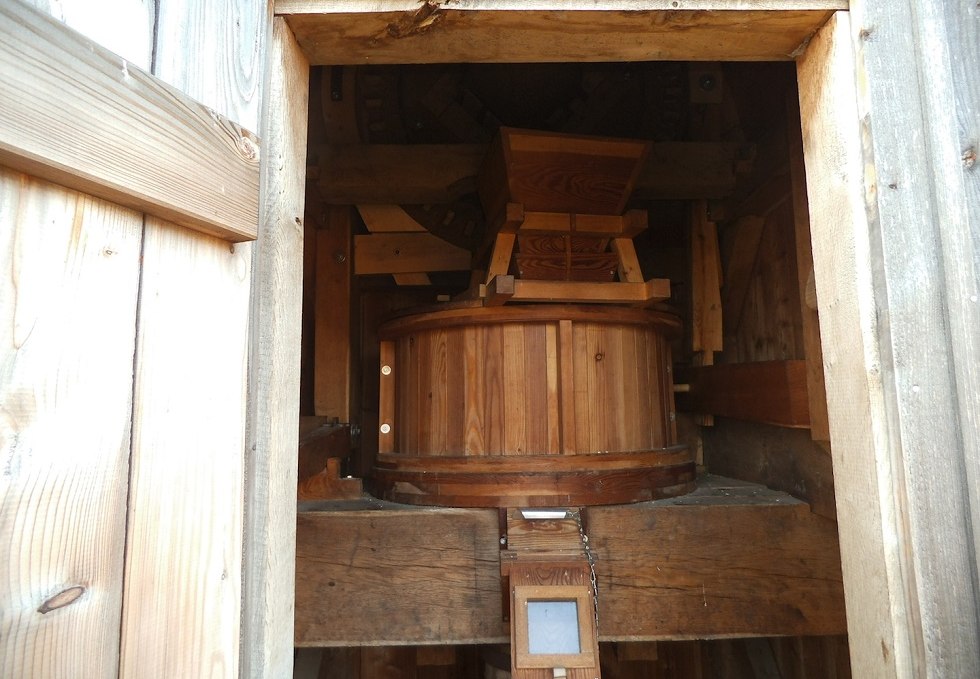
[314,206,352,420]
[242,18,307,679]
[558,319,576,455]
[690,200,723,354]
[429,330,449,455]
[0,5,150,678]
[603,326,627,451]
[786,105,831,444]
[445,329,466,453]
[544,323,561,454]
[0,172,142,679]
[121,1,266,677]
[463,326,487,455]
[484,325,504,455]
[379,341,396,455]
[417,331,434,453]
[833,0,980,673]
[502,324,527,454]
[523,324,548,455]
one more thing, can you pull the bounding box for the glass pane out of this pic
[527,600,581,654]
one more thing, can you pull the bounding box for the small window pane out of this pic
[527,600,581,654]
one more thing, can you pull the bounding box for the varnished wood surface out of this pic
[294,476,847,646]
[381,309,678,462]
[0,2,261,242]
[279,6,840,64]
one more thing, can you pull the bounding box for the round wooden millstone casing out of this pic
[372,303,694,507]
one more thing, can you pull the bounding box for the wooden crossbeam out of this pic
[319,142,746,204]
[483,275,670,306]
[294,476,846,646]
[0,2,260,241]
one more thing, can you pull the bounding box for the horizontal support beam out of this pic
[506,207,647,239]
[319,142,745,204]
[675,360,811,428]
[294,476,846,646]
[484,275,670,306]
[280,5,841,64]
[0,2,260,242]
[354,233,472,274]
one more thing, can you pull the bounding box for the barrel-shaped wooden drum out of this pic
[373,304,694,507]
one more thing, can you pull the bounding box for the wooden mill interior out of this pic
[294,60,848,678]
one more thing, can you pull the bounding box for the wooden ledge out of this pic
[0,2,260,241]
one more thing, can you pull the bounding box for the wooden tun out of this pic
[373,303,695,507]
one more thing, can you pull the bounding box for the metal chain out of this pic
[573,509,600,643]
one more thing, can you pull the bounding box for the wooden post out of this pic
[799,9,980,677]
[242,17,308,679]
[314,205,352,420]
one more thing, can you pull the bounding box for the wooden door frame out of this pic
[264,3,980,677]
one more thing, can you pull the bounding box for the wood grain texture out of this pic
[589,478,847,640]
[0,170,142,679]
[801,5,980,678]
[797,13,911,679]
[294,477,846,646]
[120,0,266,676]
[0,1,261,242]
[241,17,307,679]
[281,7,838,64]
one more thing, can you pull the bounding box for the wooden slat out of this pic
[0,1,260,242]
[294,477,846,646]
[676,360,810,428]
[354,233,471,274]
[241,18,308,679]
[0,171,142,679]
[356,204,427,232]
[801,8,980,677]
[120,0,265,676]
[319,142,744,204]
[279,5,841,64]
[314,207,352,419]
[378,341,396,454]
[518,210,647,239]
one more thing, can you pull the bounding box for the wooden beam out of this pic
[675,360,810,428]
[279,5,841,64]
[0,1,260,242]
[518,209,648,239]
[294,476,846,646]
[356,205,433,285]
[319,142,745,204]
[691,201,723,353]
[354,233,472,274]
[483,275,670,306]
[800,8,980,677]
[241,18,307,679]
[314,207,352,420]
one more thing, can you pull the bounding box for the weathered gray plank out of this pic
[241,16,308,679]
[799,6,980,677]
